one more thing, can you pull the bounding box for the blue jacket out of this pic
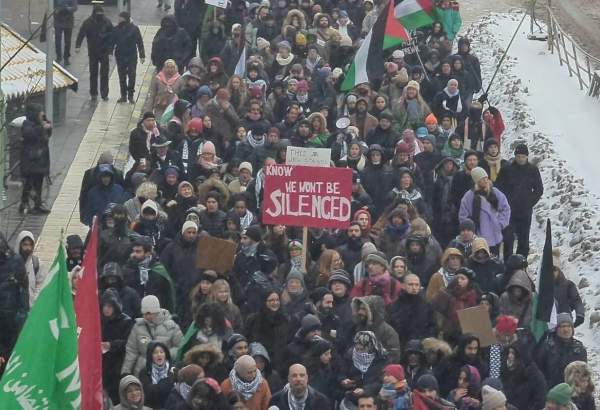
[83,183,125,226]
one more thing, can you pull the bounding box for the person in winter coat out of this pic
[270,363,332,409]
[459,167,511,254]
[114,375,152,410]
[164,363,205,409]
[401,340,432,390]
[457,38,482,95]
[301,336,341,405]
[350,98,379,139]
[500,339,547,410]
[402,234,441,288]
[433,157,460,247]
[101,289,135,404]
[79,151,125,222]
[113,12,145,103]
[151,15,192,73]
[431,267,481,341]
[432,79,466,122]
[351,253,402,306]
[145,60,181,120]
[564,361,596,410]
[498,269,534,327]
[121,295,183,376]
[365,111,399,162]
[138,341,176,409]
[361,145,393,219]
[536,313,588,389]
[179,303,234,361]
[386,273,436,347]
[336,222,365,273]
[83,165,125,226]
[480,138,508,184]
[75,4,114,100]
[347,296,401,362]
[160,221,202,326]
[435,334,489,397]
[387,167,431,223]
[468,237,504,293]
[174,0,208,56]
[20,103,52,214]
[205,89,240,142]
[426,247,465,302]
[410,374,457,409]
[183,342,228,383]
[449,55,478,108]
[201,22,226,62]
[281,314,323,376]
[54,0,76,65]
[551,250,585,327]
[392,80,432,132]
[328,270,354,334]
[221,355,272,410]
[447,364,481,410]
[544,383,580,410]
[339,331,390,404]
[378,207,411,259]
[99,262,141,319]
[496,143,543,259]
[14,231,43,307]
[415,135,443,203]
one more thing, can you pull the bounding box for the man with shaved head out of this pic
[385,273,436,349]
[269,363,331,409]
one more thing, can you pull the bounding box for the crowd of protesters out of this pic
[0,0,596,409]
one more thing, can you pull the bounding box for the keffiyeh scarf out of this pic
[285,383,309,410]
[151,361,170,384]
[229,368,263,400]
[352,348,375,374]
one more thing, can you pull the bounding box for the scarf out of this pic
[406,98,422,120]
[138,255,153,285]
[276,53,294,66]
[471,188,499,233]
[177,382,193,401]
[384,222,409,239]
[352,348,375,374]
[254,170,265,206]
[290,256,303,271]
[442,268,456,286]
[285,383,309,410]
[151,361,169,384]
[241,241,258,257]
[484,153,502,182]
[305,55,322,73]
[412,390,454,410]
[247,131,265,148]
[145,126,160,152]
[239,210,254,231]
[229,368,263,401]
[442,87,462,114]
[489,344,502,378]
[157,70,180,88]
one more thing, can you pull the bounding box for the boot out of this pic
[64,57,70,66]
[128,93,135,104]
[31,204,51,215]
[117,96,127,103]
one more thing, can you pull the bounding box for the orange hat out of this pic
[425,113,438,125]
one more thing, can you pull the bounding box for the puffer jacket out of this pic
[183,343,228,383]
[536,331,588,389]
[347,296,401,362]
[121,309,183,376]
[498,269,534,327]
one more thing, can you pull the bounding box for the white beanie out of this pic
[470,166,488,185]
[392,49,405,59]
[182,220,198,235]
[239,161,253,174]
[481,385,506,410]
[141,199,158,215]
[141,295,161,314]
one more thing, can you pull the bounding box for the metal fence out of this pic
[546,6,600,96]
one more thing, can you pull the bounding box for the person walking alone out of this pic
[54,0,77,66]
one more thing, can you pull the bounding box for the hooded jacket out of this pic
[114,375,151,409]
[114,18,145,63]
[100,263,141,320]
[500,340,547,410]
[14,231,43,307]
[138,341,175,409]
[349,296,401,361]
[401,235,442,288]
[83,167,125,226]
[151,15,193,71]
[75,7,114,56]
[183,343,229,383]
[536,330,588,389]
[20,103,51,176]
[467,239,504,293]
[498,269,534,327]
[121,309,183,376]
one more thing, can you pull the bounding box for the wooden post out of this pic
[571,42,584,90]
[560,33,573,76]
[547,7,553,52]
[554,21,563,66]
[301,226,308,272]
[586,56,592,88]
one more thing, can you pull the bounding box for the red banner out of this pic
[262,165,352,228]
[74,220,103,410]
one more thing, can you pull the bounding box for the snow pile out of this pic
[466,13,600,391]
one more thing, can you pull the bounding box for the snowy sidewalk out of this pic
[34,25,159,266]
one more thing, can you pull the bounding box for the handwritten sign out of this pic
[262,165,352,228]
[286,146,331,168]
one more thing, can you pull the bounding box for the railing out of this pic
[546,6,600,96]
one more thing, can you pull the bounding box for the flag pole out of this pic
[411,35,431,82]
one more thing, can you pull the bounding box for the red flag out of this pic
[74,219,103,410]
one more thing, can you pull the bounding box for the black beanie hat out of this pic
[242,225,262,242]
[309,335,332,356]
[514,143,529,156]
[416,374,439,392]
[226,333,247,352]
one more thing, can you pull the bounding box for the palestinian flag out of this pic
[395,0,434,30]
[530,219,556,341]
[342,0,405,90]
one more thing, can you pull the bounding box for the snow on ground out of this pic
[466,13,600,393]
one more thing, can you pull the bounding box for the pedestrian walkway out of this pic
[34,25,159,266]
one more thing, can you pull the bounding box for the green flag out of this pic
[0,242,81,409]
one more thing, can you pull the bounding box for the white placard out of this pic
[206,0,228,8]
[286,146,331,168]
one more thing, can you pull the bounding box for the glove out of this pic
[477,92,488,103]
[574,315,584,328]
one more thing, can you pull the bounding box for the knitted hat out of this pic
[546,383,572,406]
[459,218,476,232]
[242,225,262,242]
[297,80,310,92]
[495,315,518,335]
[182,220,198,234]
[141,200,158,215]
[239,161,253,174]
[514,143,529,156]
[470,167,488,184]
[226,333,248,352]
[165,166,179,177]
[142,112,155,120]
[395,141,411,154]
[300,314,322,336]
[309,335,332,356]
[384,364,405,381]
[287,268,306,288]
[328,270,352,288]
[278,40,292,50]
[416,127,428,139]
[365,253,389,271]
[416,374,439,392]
[455,267,476,281]
[178,364,205,384]
[425,113,438,125]
[141,295,161,314]
[187,117,204,134]
[406,80,420,91]
[556,312,574,327]
[380,110,394,122]
[361,241,378,258]
[481,385,507,410]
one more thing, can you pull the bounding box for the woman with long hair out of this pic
[392,80,431,131]
[226,75,250,114]
[309,249,344,287]
[208,279,243,332]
